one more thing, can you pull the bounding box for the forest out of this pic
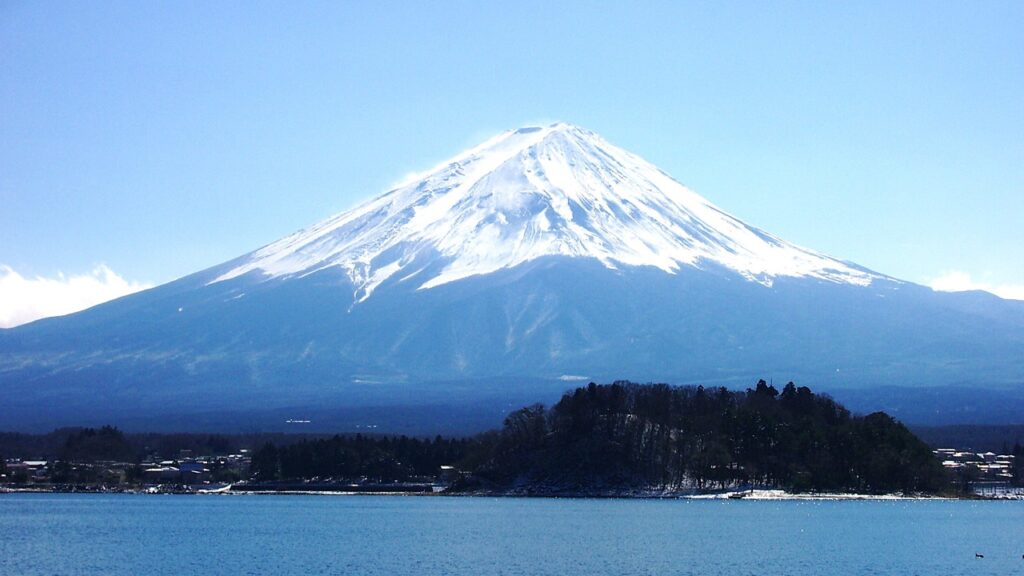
[469,380,947,494]
[8,381,1019,494]
[249,433,477,482]
[249,381,954,494]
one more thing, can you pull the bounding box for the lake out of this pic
[1,494,1021,575]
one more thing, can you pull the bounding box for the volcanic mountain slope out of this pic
[2,123,1023,431]
[214,123,882,298]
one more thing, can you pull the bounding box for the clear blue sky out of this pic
[2,2,1022,296]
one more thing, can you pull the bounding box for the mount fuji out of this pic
[213,123,880,295]
[2,123,1023,432]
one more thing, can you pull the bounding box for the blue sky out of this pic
[1,2,1022,324]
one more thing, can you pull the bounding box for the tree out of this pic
[61,426,135,463]
[250,443,279,481]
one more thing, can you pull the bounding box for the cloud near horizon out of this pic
[0,265,152,328]
[928,270,1024,301]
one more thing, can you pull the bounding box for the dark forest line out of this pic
[243,381,1001,495]
[4,381,1023,495]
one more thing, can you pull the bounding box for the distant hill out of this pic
[911,424,1024,453]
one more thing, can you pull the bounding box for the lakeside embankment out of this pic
[7,483,1023,500]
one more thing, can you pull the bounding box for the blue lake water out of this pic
[1,494,1022,575]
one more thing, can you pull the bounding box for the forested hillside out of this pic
[467,381,946,494]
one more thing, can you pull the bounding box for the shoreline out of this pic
[5,485,1015,500]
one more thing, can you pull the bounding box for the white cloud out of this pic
[0,264,152,328]
[929,270,1024,301]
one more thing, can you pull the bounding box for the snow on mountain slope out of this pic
[213,122,881,300]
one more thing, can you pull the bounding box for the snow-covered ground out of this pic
[213,122,884,302]
[685,489,949,501]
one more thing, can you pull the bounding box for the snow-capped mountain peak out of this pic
[213,122,879,300]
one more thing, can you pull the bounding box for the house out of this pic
[178,461,210,484]
[143,466,180,482]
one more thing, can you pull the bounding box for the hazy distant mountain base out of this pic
[910,424,1024,453]
[1,258,1023,432]
[3,383,1024,436]
[833,387,1024,427]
